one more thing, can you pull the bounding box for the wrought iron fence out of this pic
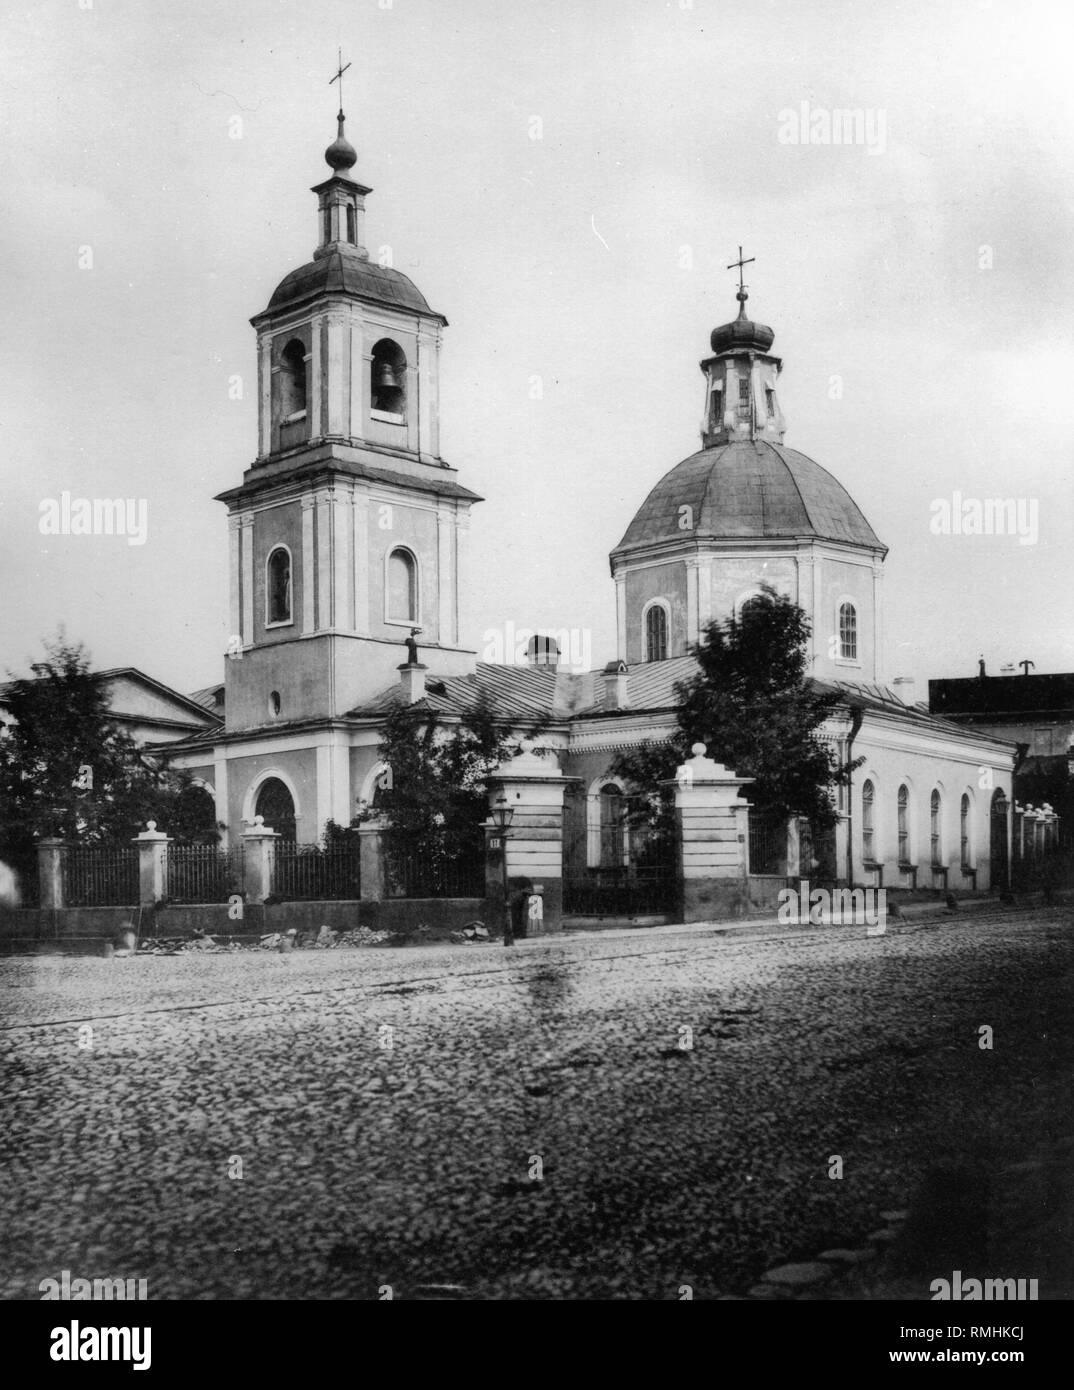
[748,812,787,876]
[165,844,239,904]
[61,844,140,907]
[386,850,485,899]
[271,840,361,901]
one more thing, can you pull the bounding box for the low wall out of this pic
[683,877,751,921]
[0,906,140,942]
[747,875,791,910]
[355,898,486,939]
[0,898,490,947]
[157,904,260,935]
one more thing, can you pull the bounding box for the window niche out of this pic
[279,340,308,419]
[837,601,858,662]
[386,547,419,626]
[266,546,293,627]
[644,603,668,662]
[371,339,407,422]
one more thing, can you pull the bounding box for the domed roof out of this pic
[614,440,885,554]
[264,249,446,322]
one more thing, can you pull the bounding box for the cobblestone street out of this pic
[2,906,1071,1301]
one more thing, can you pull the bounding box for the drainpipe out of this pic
[844,704,865,888]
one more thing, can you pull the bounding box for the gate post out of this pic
[134,822,170,907]
[486,739,574,937]
[38,838,66,909]
[663,743,754,922]
[241,817,278,904]
[358,817,389,901]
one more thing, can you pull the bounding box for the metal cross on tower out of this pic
[727,245,755,294]
[330,47,352,117]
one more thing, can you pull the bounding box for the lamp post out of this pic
[491,793,515,946]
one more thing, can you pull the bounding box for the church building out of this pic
[164,109,1017,898]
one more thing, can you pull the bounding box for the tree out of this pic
[611,586,852,828]
[0,635,208,887]
[358,693,534,888]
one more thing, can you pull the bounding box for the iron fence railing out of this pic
[386,851,485,899]
[61,844,140,907]
[271,841,361,901]
[748,813,787,876]
[165,844,240,904]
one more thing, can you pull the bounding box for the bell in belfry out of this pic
[374,359,401,391]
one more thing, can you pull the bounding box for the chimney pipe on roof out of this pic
[603,660,629,711]
[398,661,427,704]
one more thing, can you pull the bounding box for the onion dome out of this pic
[324,114,357,176]
[710,287,775,355]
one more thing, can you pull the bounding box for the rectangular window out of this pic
[765,388,776,417]
[738,376,750,403]
[346,205,357,244]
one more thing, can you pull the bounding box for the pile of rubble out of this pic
[127,920,479,955]
[449,921,493,945]
[136,934,238,956]
[334,925,393,948]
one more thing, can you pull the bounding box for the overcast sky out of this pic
[2,0,1072,696]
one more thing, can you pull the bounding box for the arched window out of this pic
[266,546,292,626]
[739,593,767,623]
[862,779,876,863]
[279,339,307,418]
[838,602,858,660]
[930,789,942,864]
[897,785,910,863]
[645,604,668,662]
[960,793,972,869]
[599,784,626,868]
[371,339,407,418]
[387,548,418,625]
[526,634,560,667]
[255,777,296,843]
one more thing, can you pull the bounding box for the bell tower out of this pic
[217,85,481,734]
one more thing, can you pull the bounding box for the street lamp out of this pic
[491,793,515,947]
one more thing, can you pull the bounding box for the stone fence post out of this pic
[241,816,279,904]
[134,822,170,907]
[486,739,575,937]
[662,743,754,922]
[38,838,65,910]
[358,817,389,901]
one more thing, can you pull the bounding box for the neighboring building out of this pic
[154,107,1015,894]
[930,672,1074,849]
[0,669,219,747]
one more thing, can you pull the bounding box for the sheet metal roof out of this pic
[613,441,885,555]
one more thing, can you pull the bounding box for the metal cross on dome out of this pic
[727,245,755,294]
[329,47,352,116]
